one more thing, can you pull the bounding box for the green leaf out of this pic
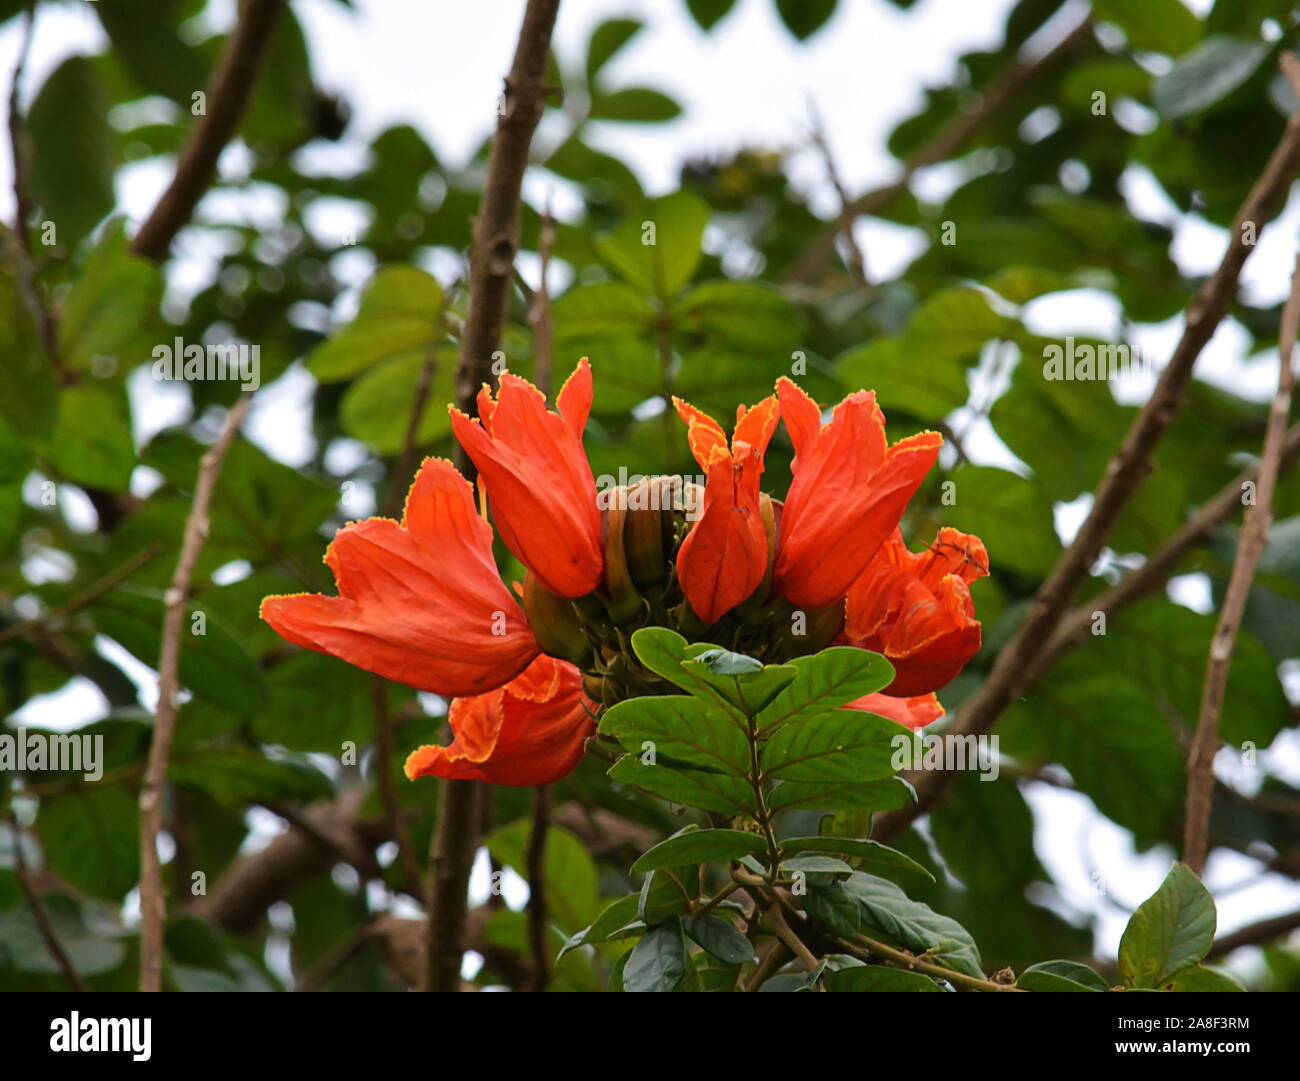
[594,192,709,298]
[36,786,139,900]
[169,748,332,806]
[338,348,458,453]
[589,87,682,124]
[586,18,643,82]
[775,0,836,40]
[307,266,445,382]
[28,56,118,247]
[903,286,1012,365]
[781,836,935,883]
[678,281,802,350]
[930,774,1040,893]
[945,466,1059,578]
[0,898,125,977]
[631,826,768,872]
[0,255,56,438]
[1155,37,1270,119]
[624,920,686,992]
[638,866,698,925]
[755,647,894,735]
[608,755,755,815]
[627,627,745,713]
[761,709,902,784]
[572,894,643,951]
[837,337,968,422]
[682,914,755,964]
[1159,964,1246,992]
[767,776,915,814]
[93,589,268,714]
[1017,960,1109,992]
[40,384,136,491]
[826,965,942,992]
[843,872,984,980]
[57,223,162,374]
[686,0,737,31]
[485,821,600,932]
[1118,864,1216,989]
[1092,0,1202,55]
[599,694,748,773]
[681,646,797,714]
[553,282,656,342]
[805,882,862,938]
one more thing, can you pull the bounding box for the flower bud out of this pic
[522,571,593,667]
[622,476,674,589]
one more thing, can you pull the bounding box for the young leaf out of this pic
[755,647,894,735]
[631,827,768,873]
[682,914,756,964]
[624,920,687,992]
[1118,864,1216,989]
[1016,960,1109,992]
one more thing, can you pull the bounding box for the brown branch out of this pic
[998,421,1300,702]
[0,544,161,649]
[138,394,249,992]
[525,785,551,992]
[427,0,560,995]
[1208,907,1300,960]
[873,78,1300,842]
[130,0,285,262]
[1185,245,1300,875]
[6,809,91,992]
[784,13,1094,284]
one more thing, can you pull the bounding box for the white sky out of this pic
[4,0,1300,974]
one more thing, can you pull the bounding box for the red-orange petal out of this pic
[404,654,596,786]
[450,359,603,598]
[846,691,945,730]
[773,379,941,608]
[260,457,538,698]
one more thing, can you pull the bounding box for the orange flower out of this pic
[673,394,780,624]
[260,457,539,698]
[843,526,988,696]
[771,378,942,609]
[846,691,945,730]
[450,359,603,598]
[404,654,597,786]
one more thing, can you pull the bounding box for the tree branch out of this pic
[1185,241,1300,875]
[873,75,1300,842]
[426,0,560,995]
[525,784,550,992]
[784,13,1093,284]
[130,0,286,262]
[138,394,249,992]
[6,808,91,992]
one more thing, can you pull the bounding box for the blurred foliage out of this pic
[0,0,1298,991]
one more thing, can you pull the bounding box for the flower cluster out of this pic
[261,359,988,786]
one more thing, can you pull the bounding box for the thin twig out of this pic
[873,72,1300,842]
[138,394,250,993]
[0,545,162,649]
[294,921,375,992]
[426,0,560,996]
[806,97,867,288]
[130,0,285,262]
[7,3,35,256]
[784,14,1094,284]
[6,808,91,992]
[1185,244,1300,875]
[1208,906,1300,960]
[525,785,551,992]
